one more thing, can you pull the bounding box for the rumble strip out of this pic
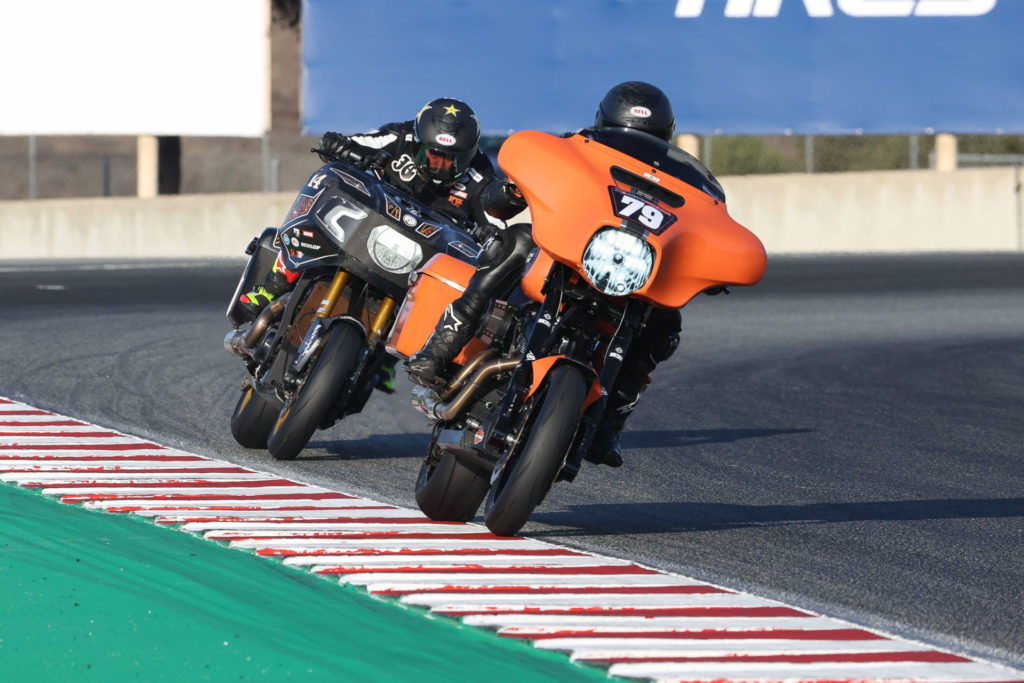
[1,397,1020,683]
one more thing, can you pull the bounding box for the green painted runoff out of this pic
[0,484,611,682]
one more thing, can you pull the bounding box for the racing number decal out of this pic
[609,187,677,234]
[619,194,663,229]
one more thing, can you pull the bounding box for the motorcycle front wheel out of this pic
[266,322,364,461]
[483,364,588,537]
[415,444,490,522]
[230,384,280,449]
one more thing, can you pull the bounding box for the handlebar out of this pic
[309,147,476,235]
[311,145,390,172]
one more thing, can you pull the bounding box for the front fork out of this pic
[289,269,397,381]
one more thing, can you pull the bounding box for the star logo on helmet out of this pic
[443,104,460,116]
[416,104,430,121]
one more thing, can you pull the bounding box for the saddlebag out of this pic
[226,227,280,327]
[386,254,474,358]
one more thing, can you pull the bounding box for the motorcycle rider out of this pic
[408,81,684,467]
[239,97,524,392]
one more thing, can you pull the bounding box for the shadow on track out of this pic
[301,433,427,461]
[623,427,811,448]
[531,497,1024,536]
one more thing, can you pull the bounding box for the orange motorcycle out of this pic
[385,127,767,536]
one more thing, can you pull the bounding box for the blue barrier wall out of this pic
[302,0,1023,136]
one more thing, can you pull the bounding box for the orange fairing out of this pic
[386,254,474,358]
[525,355,604,415]
[498,131,766,309]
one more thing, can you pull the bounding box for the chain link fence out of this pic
[2,132,1023,200]
[0,133,320,200]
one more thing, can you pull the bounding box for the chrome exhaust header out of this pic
[223,294,290,358]
[411,355,521,422]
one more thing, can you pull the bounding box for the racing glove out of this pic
[318,132,352,162]
[481,181,527,220]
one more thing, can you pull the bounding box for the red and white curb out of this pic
[2,397,1021,683]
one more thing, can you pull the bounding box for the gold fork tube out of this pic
[315,271,351,318]
[367,296,398,346]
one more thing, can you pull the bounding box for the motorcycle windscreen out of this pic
[498,131,766,309]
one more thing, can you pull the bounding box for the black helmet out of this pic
[595,81,675,142]
[413,97,481,185]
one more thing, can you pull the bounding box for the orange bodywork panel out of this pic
[499,131,766,309]
[525,355,604,416]
[386,254,474,359]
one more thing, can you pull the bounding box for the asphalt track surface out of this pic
[1,253,1021,670]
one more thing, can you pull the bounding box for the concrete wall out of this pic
[721,166,1024,254]
[0,193,293,261]
[1,168,1021,260]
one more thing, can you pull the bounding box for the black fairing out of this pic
[278,161,481,299]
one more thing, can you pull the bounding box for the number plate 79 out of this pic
[608,187,677,234]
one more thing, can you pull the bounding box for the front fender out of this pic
[524,355,603,415]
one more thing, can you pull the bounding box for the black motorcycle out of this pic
[224,148,482,460]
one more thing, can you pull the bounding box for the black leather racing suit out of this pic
[325,121,503,230]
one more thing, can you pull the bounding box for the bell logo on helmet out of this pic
[435,134,457,146]
[674,0,998,18]
[630,106,653,118]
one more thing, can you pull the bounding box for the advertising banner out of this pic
[303,0,1023,135]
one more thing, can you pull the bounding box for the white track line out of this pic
[1,397,1020,683]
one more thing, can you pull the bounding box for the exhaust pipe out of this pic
[411,356,521,421]
[223,293,290,358]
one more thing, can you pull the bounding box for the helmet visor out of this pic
[415,145,463,184]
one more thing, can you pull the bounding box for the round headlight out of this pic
[581,228,655,296]
[366,225,423,274]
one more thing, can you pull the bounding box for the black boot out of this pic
[585,388,638,467]
[585,360,654,468]
[375,356,397,394]
[407,303,477,389]
[238,269,292,320]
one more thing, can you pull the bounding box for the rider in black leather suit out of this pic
[237,97,524,391]
[408,82,683,467]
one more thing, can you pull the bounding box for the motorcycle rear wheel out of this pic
[483,364,587,537]
[230,384,280,449]
[415,446,490,522]
[267,322,364,461]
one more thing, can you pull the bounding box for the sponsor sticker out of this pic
[435,134,457,146]
[402,214,418,228]
[386,198,401,220]
[630,106,652,118]
[417,222,442,237]
[330,168,370,196]
[285,194,316,222]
